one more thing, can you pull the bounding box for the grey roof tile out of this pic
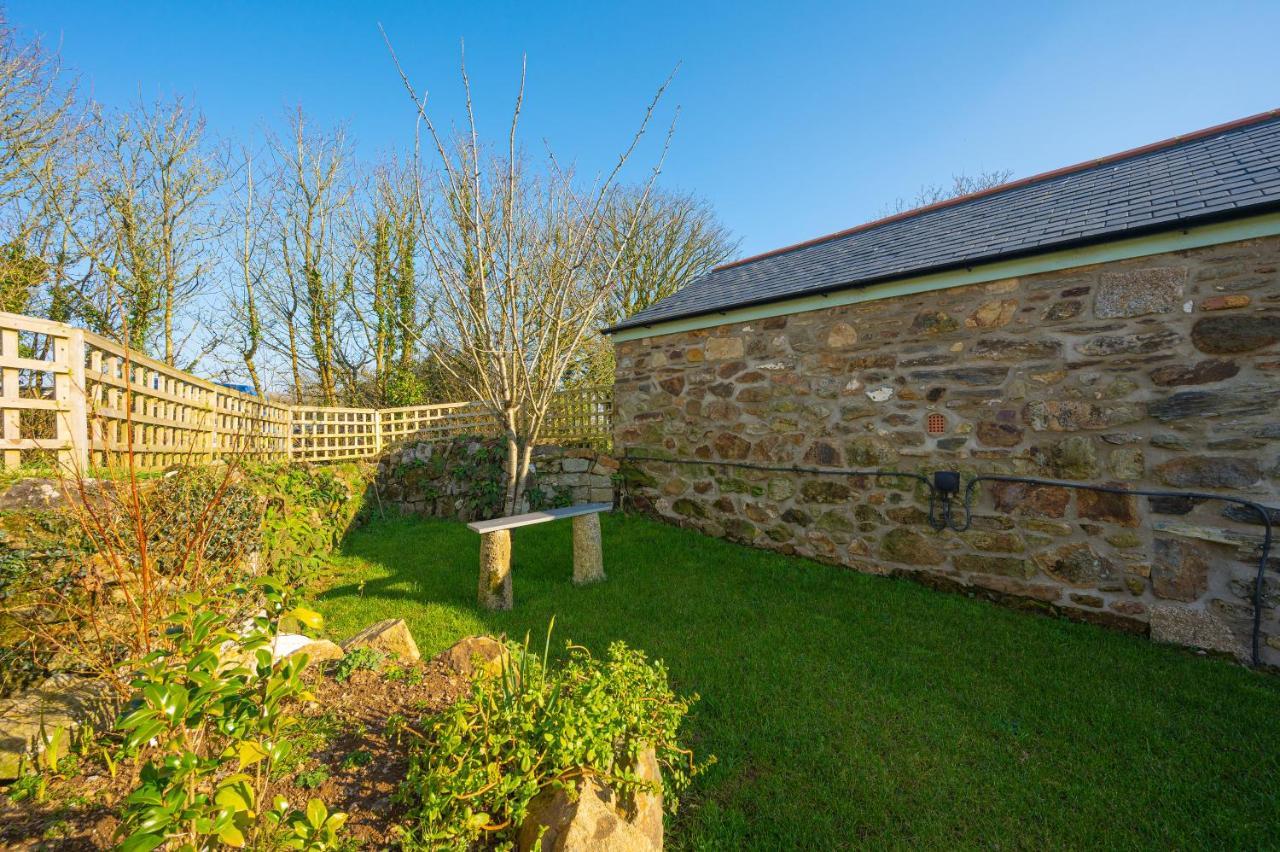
[609,112,1280,333]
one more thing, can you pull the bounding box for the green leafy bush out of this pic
[113,580,345,851]
[246,462,367,588]
[397,632,708,850]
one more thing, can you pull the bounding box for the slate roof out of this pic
[607,110,1280,334]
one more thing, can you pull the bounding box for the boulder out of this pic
[0,674,118,779]
[438,635,509,678]
[274,636,345,667]
[517,745,663,851]
[342,618,420,662]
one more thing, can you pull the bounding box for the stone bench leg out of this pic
[478,529,513,611]
[572,513,605,585]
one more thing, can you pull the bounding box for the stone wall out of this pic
[376,439,618,521]
[613,234,1280,665]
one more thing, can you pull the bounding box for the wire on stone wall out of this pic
[622,453,1277,667]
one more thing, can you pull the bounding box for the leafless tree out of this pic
[882,169,1014,216]
[385,36,675,523]
[568,185,738,385]
[78,96,223,363]
[261,110,354,405]
[0,12,83,318]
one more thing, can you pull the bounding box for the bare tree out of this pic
[225,146,270,396]
[0,12,84,319]
[567,185,738,385]
[343,159,427,406]
[882,169,1014,216]
[264,110,353,405]
[385,37,675,530]
[81,96,223,362]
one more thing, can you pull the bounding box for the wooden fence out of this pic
[0,311,613,471]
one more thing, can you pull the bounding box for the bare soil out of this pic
[0,655,471,850]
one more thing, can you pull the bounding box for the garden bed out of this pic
[0,654,469,849]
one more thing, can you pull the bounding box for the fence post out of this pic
[59,328,89,474]
[1,328,19,469]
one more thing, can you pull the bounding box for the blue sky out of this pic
[11,1,1280,257]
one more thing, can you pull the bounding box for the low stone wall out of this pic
[376,439,619,521]
[613,234,1280,666]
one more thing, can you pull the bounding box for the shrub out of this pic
[397,632,708,850]
[113,579,345,851]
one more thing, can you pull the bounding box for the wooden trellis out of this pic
[0,310,613,471]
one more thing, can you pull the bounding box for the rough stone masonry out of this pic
[613,235,1280,665]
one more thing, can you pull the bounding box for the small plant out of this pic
[295,767,331,790]
[384,663,423,685]
[111,580,345,851]
[331,646,385,681]
[396,625,709,850]
[283,798,349,850]
[5,771,44,803]
[340,749,373,771]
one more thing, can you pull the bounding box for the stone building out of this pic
[606,111,1280,665]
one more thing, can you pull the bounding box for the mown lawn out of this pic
[311,513,1280,850]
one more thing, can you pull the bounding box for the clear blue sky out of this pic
[11,0,1280,257]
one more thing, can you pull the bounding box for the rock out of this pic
[1023,401,1143,432]
[826,322,858,347]
[517,746,663,852]
[1199,294,1251,311]
[704,337,744,360]
[1042,300,1083,321]
[712,433,751,461]
[1077,488,1140,527]
[954,554,1035,578]
[1149,359,1239,387]
[1155,457,1260,489]
[911,310,959,335]
[908,366,1010,386]
[1094,268,1184,318]
[572,513,606,585]
[1109,448,1145,480]
[976,420,1023,448]
[880,528,945,566]
[800,480,851,503]
[439,636,510,678]
[672,499,707,519]
[561,457,591,474]
[1045,436,1099,480]
[1149,604,1244,658]
[1151,539,1210,603]
[802,441,840,466]
[844,437,896,467]
[1190,315,1280,353]
[966,299,1018,329]
[657,375,684,396]
[286,639,345,667]
[1,674,117,779]
[0,478,69,511]
[1074,330,1181,356]
[989,482,1069,518]
[1147,383,1280,421]
[1034,543,1120,588]
[972,338,1062,360]
[342,618,421,661]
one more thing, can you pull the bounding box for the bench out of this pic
[466,502,612,610]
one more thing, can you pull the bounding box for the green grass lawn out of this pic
[311,513,1280,850]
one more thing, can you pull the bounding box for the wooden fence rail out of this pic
[0,311,613,471]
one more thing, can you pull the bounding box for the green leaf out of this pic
[306,797,327,828]
[119,831,167,852]
[285,606,324,632]
[236,740,269,771]
[217,822,246,847]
